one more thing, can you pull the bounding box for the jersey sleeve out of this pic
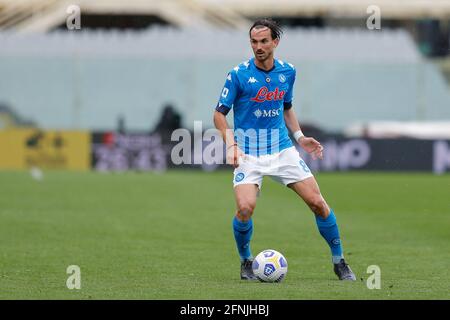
[215,70,240,115]
[283,68,296,110]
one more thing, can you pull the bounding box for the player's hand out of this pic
[226,144,244,168]
[298,136,324,160]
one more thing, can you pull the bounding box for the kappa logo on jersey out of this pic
[248,77,258,83]
[250,87,285,103]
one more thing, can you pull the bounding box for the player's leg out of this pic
[287,177,339,258]
[233,183,259,280]
[288,177,356,280]
[270,147,355,280]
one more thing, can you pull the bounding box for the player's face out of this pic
[250,27,279,62]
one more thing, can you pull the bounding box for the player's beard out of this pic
[255,50,271,63]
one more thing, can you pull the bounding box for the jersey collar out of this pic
[251,58,276,73]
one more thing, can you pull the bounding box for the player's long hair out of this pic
[249,18,283,40]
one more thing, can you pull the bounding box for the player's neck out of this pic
[254,57,274,72]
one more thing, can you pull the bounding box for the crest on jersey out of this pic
[279,74,286,83]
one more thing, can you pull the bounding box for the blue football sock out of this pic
[315,209,344,264]
[232,216,253,261]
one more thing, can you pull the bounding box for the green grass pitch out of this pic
[0,170,449,299]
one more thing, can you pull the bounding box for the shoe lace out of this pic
[341,263,353,276]
[243,259,253,269]
[338,259,348,266]
[336,260,349,272]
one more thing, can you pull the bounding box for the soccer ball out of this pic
[252,249,288,283]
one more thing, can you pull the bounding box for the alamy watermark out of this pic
[171,121,282,166]
[66,5,81,30]
[366,5,381,30]
[366,265,381,289]
[433,141,450,174]
[66,265,81,289]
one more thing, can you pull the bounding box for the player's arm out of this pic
[214,111,235,147]
[214,70,244,168]
[214,111,244,168]
[284,107,323,160]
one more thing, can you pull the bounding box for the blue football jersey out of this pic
[216,58,296,156]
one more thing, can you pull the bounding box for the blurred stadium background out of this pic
[1,0,450,172]
[0,0,449,300]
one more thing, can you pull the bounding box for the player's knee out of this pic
[237,202,255,221]
[308,197,329,218]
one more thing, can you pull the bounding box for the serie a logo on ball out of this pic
[252,249,288,282]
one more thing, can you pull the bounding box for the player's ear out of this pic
[273,38,279,48]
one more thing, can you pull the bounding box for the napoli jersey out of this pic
[216,58,296,156]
